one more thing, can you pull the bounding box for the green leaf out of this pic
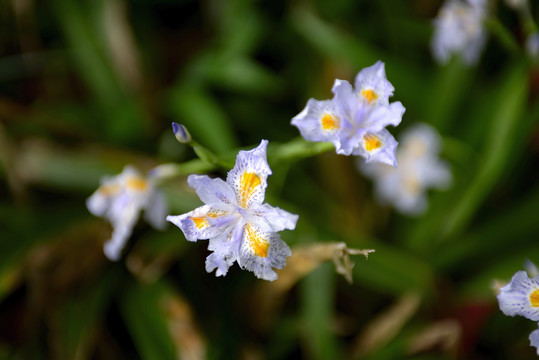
[440,61,528,239]
[167,85,238,153]
[300,263,341,360]
[55,269,118,360]
[119,280,177,360]
[436,185,539,271]
[353,240,434,296]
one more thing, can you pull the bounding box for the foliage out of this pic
[1,0,539,359]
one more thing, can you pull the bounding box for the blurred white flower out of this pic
[526,259,539,278]
[87,165,167,260]
[504,0,528,11]
[526,32,539,59]
[431,0,488,65]
[359,123,451,216]
[530,324,539,355]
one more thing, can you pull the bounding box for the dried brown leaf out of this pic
[352,292,421,358]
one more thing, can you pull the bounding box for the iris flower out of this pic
[87,166,167,260]
[291,61,405,167]
[167,140,298,281]
[431,0,488,65]
[498,270,539,321]
[498,264,539,354]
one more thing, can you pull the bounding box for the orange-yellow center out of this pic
[361,89,378,103]
[190,217,208,229]
[321,113,340,131]
[189,212,221,229]
[530,289,539,307]
[238,172,261,208]
[99,184,120,196]
[245,224,269,257]
[126,177,149,192]
[364,134,382,152]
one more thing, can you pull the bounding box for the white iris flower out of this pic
[291,61,405,167]
[167,140,298,281]
[87,166,167,260]
[431,0,488,65]
[359,124,451,215]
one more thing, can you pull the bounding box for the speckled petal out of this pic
[226,140,272,209]
[238,223,291,281]
[166,205,235,242]
[206,222,243,277]
[497,271,539,321]
[187,174,237,208]
[249,203,299,233]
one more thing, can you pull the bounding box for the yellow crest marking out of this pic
[530,289,539,307]
[321,113,340,131]
[126,177,149,192]
[245,224,269,258]
[99,184,120,196]
[190,216,208,229]
[364,133,382,152]
[361,89,378,104]
[189,211,221,229]
[238,172,261,208]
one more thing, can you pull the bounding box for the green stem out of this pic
[485,17,520,55]
[269,137,335,166]
[154,137,336,181]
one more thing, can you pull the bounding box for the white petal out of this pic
[206,222,243,277]
[354,129,399,167]
[526,260,539,278]
[497,271,539,321]
[394,191,428,216]
[143,190,168,230]
[238,223,291,281]
[354,61,395,105]
[187,174,236,207]
[103,204,139,261]
[331,79,357,116]
[530,324,539,355]
[86,190,111,217]
[291,98,342,143]
[361,101,405,132]
[249,203,299,233]
[166,205,235,242]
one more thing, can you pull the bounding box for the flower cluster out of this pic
[497,263,539,355]
[166,140,298,281]
[87,166,167,260]
[359,124,451,215]
[87,61,407,281]
[291,61,405,167]
[431,0,488,65]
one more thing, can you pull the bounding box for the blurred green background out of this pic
[1,0,539,359]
